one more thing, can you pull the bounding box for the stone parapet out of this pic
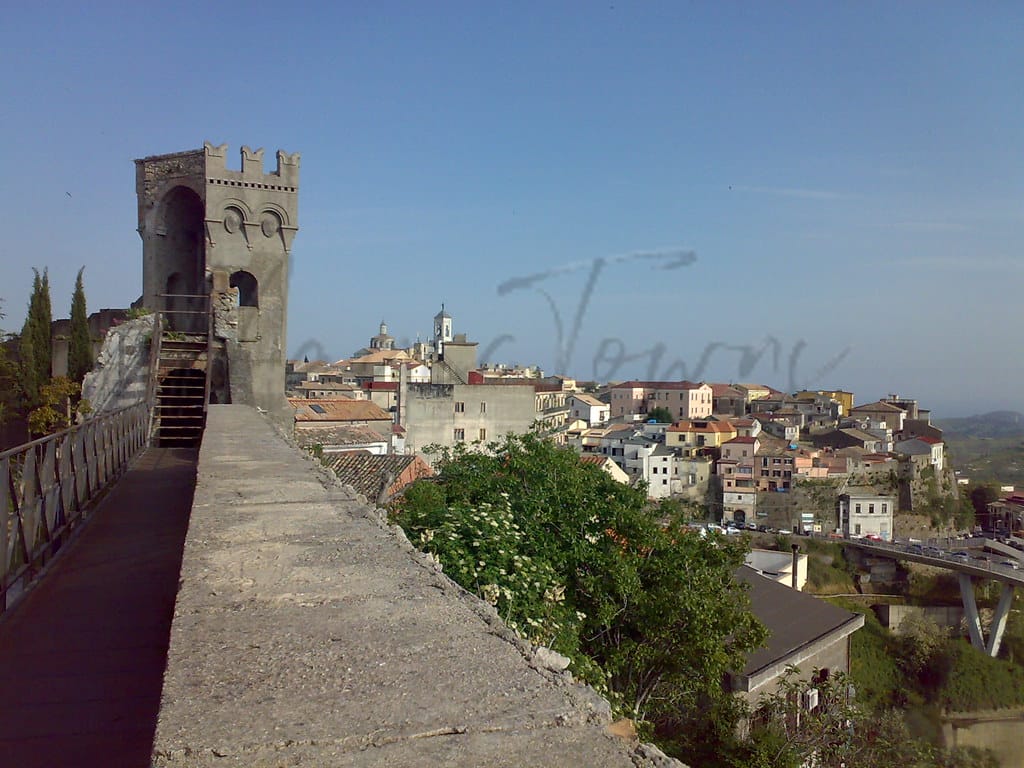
[152,405,676,767]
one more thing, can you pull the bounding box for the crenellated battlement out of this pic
[203,141,300,189]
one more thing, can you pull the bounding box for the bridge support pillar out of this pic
[986,582,1015,657]
[958,573,986,653]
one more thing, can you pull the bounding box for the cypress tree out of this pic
[68,267,92,383]
[32,268,53,384]
[19,311,40,407]
[19,271,43,406]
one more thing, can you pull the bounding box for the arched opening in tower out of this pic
[229,270,259,308]
[160,186,206,333]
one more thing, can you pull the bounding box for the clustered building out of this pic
[286,314,950,539]
[553,385,949,539]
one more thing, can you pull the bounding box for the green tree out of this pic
[27,376,85,436]
[745,667,998,768]
[18,268,53,407]
[390,433,767,738]
[645,406,674,424]
[31,268,52,386]
[18,311,40,408]
[968,483,1000,529]
[0,299,14,426]
[67,267,92,383]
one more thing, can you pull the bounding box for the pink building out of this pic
[609,380,713,421]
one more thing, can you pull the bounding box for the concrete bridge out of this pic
[0,406,660,767]
[843,538,1022,656]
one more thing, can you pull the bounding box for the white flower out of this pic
[544,585,566,604]
[480,583,501,606]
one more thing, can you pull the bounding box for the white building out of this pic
[838,491,896,540]
[568,393,610,427]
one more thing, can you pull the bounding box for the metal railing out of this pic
[0,403,149,613]
[146,311,163,442]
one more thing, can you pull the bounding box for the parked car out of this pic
[865,533,883,542]
[1000,560,1020,570]
[950,551,970,562]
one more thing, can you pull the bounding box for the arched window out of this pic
[230,271,259,308]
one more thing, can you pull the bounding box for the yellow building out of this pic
[795,389,854,417]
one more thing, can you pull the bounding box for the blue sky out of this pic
[2,2,1021,417]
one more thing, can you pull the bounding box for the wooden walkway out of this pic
[0,447,197,768]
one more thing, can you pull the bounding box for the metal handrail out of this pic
[0,403,149,613]
[155,293,211,300]
[145,312,163,443]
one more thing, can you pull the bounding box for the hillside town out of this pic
[286,306,1022,541]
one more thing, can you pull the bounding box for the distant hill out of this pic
[937,411,1024,487]
[936,411,1024,440]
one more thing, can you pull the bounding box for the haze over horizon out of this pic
[2,3,1021,419]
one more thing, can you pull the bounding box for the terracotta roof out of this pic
[839,427,880,442]
[580,455,610,466]
[293,424,389,449]
[850,400,904,413]
[288,360,333,373]
[612,380,706,390]
[724,436,757,444]
[323,453,432,501]
[295,381,355,391]
[290,398,392,422]
[603,424,638,437]
[572,393,606,407]
[668,420,735,434]
[859,453,894,463]
[709,383,744,397]
[337,349,413,366]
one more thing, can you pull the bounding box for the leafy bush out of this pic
[390,433,767,728]
[832,600,905,707]
[937,641,1024,712]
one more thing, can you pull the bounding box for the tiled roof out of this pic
[580,454,610,466]
[337,349,413,366]
[295,381,355,390]
[851,400,903,413]
[709,383,744,397]
[323,453,431,501]
[603,424,638,437]
[724,436,757,444]
[572,393,606,407]
[290,398,392,422]
[611,380,706,390]
[840,427,880,442]
[293,425,388,448]
[668,420,735,433]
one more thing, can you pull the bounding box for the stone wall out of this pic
[81,316,155,415]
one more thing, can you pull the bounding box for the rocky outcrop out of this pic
[81,316,155,415]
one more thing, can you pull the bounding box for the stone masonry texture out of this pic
[152,405,670,767]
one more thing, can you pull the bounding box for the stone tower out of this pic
[433,304,453,358]
[135,142,300,418]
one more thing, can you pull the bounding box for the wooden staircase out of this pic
[153,333,208,447]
